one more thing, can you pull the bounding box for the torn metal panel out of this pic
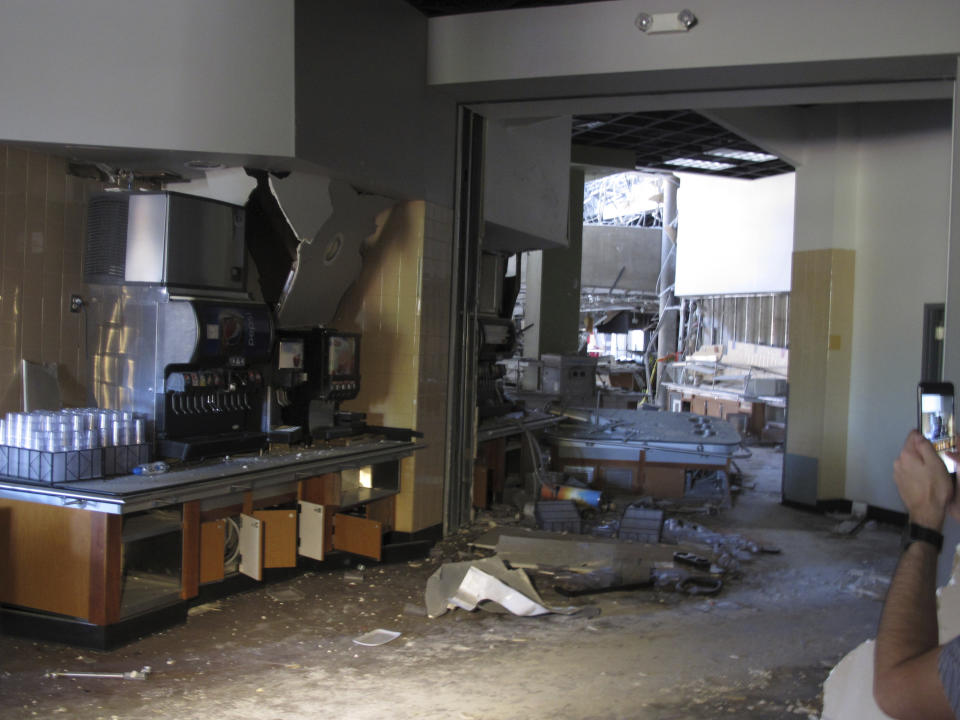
[269,174,394,328]
[424,556,577,619]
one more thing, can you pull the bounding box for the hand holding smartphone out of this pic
[918,381,957,473]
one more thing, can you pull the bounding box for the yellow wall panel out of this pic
[786,249,855,500]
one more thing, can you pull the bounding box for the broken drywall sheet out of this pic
[424,556,578,619]
[821,640,892,720]
[822,548,960,719]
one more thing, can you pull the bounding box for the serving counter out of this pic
[0,438,423,647]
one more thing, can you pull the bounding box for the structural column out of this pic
[656,174,680,406]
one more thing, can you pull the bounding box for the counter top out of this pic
[544,409,746,465]
[0,439,423,515]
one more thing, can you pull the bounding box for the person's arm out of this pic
[874,431,956,719]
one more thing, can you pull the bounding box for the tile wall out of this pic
[0,145,97,416]
[414,203,453,531]
[337,201,453,533]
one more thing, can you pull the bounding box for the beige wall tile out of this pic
[0,144,97,415]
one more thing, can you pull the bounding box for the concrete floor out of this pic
[0,445,900,719]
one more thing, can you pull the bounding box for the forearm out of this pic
[876,541,941,670]
[874,540,953,719]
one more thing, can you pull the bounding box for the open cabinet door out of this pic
[238,514,263,580]
[298,501,325,561]
[252,509,298,568]
[332,514,382,561]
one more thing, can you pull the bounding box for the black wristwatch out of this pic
[904,522,944,553]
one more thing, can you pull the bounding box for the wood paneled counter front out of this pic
[0,439,421,647]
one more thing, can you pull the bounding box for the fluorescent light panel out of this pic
[664,157,736,171]
[706,148,778,163]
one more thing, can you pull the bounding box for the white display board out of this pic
[675,171,795,296]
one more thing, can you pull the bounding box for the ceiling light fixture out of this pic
[706,148,778,163]
[664,157,735,171]
[635,9,698,34]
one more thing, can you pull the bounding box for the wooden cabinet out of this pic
[0,499,121,623]
[0,464,401,630]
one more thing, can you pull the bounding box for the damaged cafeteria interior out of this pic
[0,1,959,718]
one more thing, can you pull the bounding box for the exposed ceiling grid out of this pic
[571,110,794,179]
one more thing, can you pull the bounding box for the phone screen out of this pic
[920,388,957,473]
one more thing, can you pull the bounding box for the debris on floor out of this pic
[46,666,152,681]
[352,629,401,647]
[186,600,223,616]
[534,499,582,533]
[662,516,778,560]
[424,556,580,618]
[268,587,306,603]
[539,482,602,508]
[619,506,664,543]
[843,569,890,600]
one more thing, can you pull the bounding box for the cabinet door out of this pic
[333,514,382,561]
[298,501,325,561]
[200,520,226,584]
[253,510,298,569]
[238,514,263,581]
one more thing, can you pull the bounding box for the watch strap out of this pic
[907,522,944,552]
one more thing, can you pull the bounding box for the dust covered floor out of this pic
[0,445,899,719]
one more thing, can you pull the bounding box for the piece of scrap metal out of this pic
[425,556,579,618]
[47,666,151,681]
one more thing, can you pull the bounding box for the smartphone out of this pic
[918,381,957,473]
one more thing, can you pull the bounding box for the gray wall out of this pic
[294,0,457,207]
[427,0,959,100]
[0,0,295,156]
[716,101,953,512]
[581,226,661,291]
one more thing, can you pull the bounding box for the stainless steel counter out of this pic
[0,439,422,515]
[545,409,745,465]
